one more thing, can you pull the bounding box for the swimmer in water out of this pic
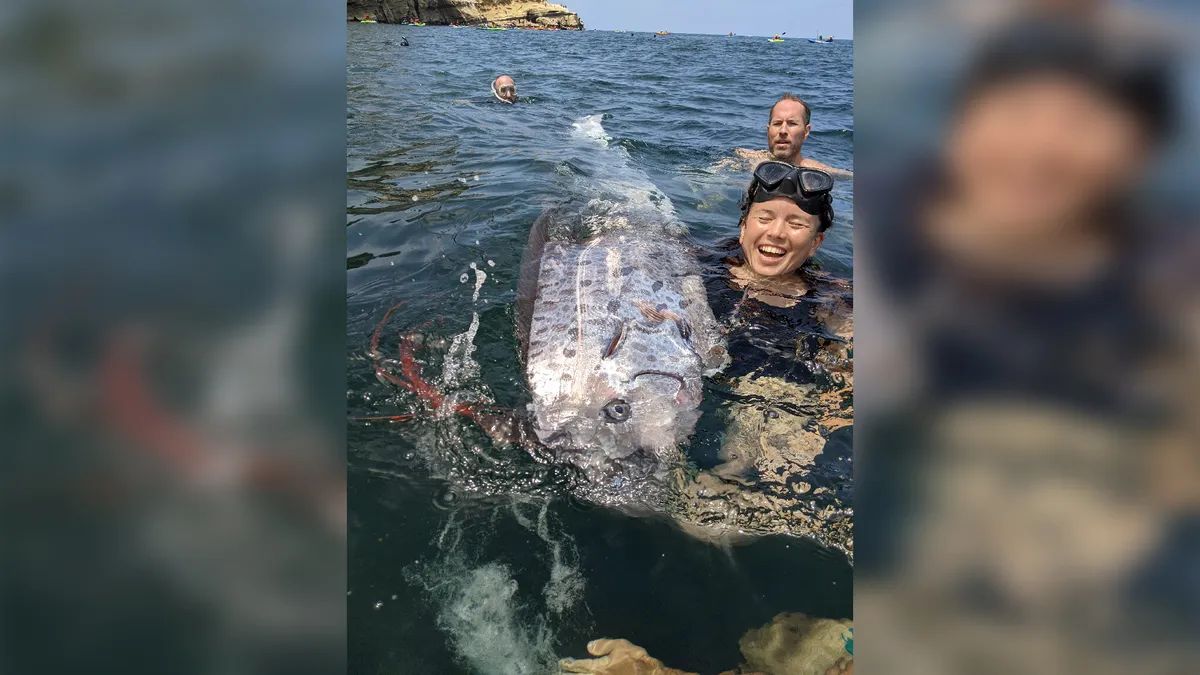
[492,75,518,103]
[557,169,855,675]
[685,162,852,550]
[652,162,851,557]
[723,94,853,178]
[729,162,837,306]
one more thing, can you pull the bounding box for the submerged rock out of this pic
[348,0,584,30]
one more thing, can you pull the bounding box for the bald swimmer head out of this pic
[492,75,517,103]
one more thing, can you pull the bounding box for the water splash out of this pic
[569,114,678,223]
[511,500,586,617]
[440,262,488,390]
[408,503,588,675]
[570,114,611,146]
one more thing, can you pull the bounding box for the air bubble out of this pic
[487,260,495,267]
[459,273,469,283]
[434,488,458,509]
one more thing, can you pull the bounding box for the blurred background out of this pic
[1,1,347,673]
[855,0,1199,672]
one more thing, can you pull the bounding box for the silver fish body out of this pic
[516,116,726,467]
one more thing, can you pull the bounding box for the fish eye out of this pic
[602,399,631,422]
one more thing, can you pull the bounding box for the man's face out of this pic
[494,77,517,102]
[739,198,825,277]
[767,100,811,162]
[946,74,1148,233]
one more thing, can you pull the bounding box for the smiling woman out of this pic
[739,199,826,276]
[735,162,836,281]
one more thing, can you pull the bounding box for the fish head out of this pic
[529,310,706,464]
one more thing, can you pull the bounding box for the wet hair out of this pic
[958,19,1175,143]
[769,93,812,126]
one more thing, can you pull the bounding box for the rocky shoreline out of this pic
[347,1,583,30]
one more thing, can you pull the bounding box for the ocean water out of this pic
[348,26,854,674]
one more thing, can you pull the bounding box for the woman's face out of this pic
[946,74,1148,233]
[739,197,825,277]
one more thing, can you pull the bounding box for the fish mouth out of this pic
[631,370,688,390]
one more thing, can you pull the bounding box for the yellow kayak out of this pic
[769,38,785,42]
[359,19,377,24]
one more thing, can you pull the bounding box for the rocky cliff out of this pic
[348,0,583,30]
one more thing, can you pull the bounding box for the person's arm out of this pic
[800,157,854,180]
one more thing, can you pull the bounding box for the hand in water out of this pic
[559,639,697,675]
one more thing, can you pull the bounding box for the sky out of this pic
[562,0,853,38]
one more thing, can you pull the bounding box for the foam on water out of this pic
[570,114,611,146]
[409,503,588,675]
[438,562,557,675]
[511,500,586,616]
[570,114,678,222]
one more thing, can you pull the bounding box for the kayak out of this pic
[655,31,670,36]
[485,26,507,31]
[769,38,785,43]
[412,22,426,26]
[359,19,377,24]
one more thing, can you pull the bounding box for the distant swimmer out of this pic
[492,75,518,103]
[718,94,853,178]
[449,75,524,107]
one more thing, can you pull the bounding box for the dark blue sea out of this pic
[347,25,854,674]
